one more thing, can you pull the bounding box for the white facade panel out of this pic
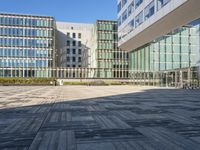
[56,22,93,68]
[117,0,200,51]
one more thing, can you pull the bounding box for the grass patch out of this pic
[64,80,130,86]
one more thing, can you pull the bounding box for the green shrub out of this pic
[63,80,130,86]
[0,78,55,85]
[64,81,88,85]
[107,82,122,85]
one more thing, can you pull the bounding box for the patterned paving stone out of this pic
[29,130,76,150]
[136,127,200,149]
[0,86,200,149]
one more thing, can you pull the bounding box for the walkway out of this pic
[0,86,200,150]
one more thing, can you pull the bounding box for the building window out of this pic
[157,0,171,10]
[114,34,118,40]
[78,33,81,39]
[128,19,135,30]
[78,57,81,62]
[78,41,81,47]
[135,0,143,9]
[78,49,82,55]
[67,57,70,62]
[135,11,143,27]
[118,16,122,27]
[66,40,70,46]
[72,41,76,46]
[67,32,70,37]
[118,1,122,13]
[122,0,127,7]
[72,57,76,62]
[67,49,70,54]
[126,53,129,59]
[128,1,134,17]
[73,49,76,54]
[0,17,4,25]
[72,64,76,68]
[122,10,127,23]
[144,1,155,21]
[72,33,76,38]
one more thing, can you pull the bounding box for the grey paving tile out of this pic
[136,127,200,150]
[29,130,76,150]
[0,86,200,149]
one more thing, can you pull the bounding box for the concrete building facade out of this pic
[55,22,95,79]
[118,0,200,51]
[55,20,129,79]
[56,22,93,68]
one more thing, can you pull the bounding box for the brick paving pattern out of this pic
[0,86,200,150]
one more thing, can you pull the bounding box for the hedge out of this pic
[0,78,55,85]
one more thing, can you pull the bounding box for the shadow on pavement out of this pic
[0,88,200,150]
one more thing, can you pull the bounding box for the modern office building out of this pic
[0,13,55,78]
[55,20,129,79]
[129,20,200,87]
[117,0,200,87]
[118,0,200,50]
[89,20,129,79]
[56,22,93,68]
[55,22,94,78]
[0,12,129,80]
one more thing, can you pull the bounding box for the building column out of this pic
[175,71,178,88]
[166,72,168,87]
[188,68,191,86]
[180,70,183,88]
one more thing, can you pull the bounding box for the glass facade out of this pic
[144,1,155,21]
[122,10,128,23]
[128,1,134,17]
[135,11,143,27]
[95,20,129,78]
[129,20,200,87]
[0,13,55,78]
[135,0,143,9]
[157,0,171,10]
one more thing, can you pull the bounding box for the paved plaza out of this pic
[0,86,200,150]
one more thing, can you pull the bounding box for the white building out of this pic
[117,0,200,87]
[56,22,93,68]
[117,0,200,51]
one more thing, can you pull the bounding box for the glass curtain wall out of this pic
[129,19,200,87]
[0,13,55,78]
[96,20,129,79]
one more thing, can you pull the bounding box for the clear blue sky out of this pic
[0,0,117,23]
